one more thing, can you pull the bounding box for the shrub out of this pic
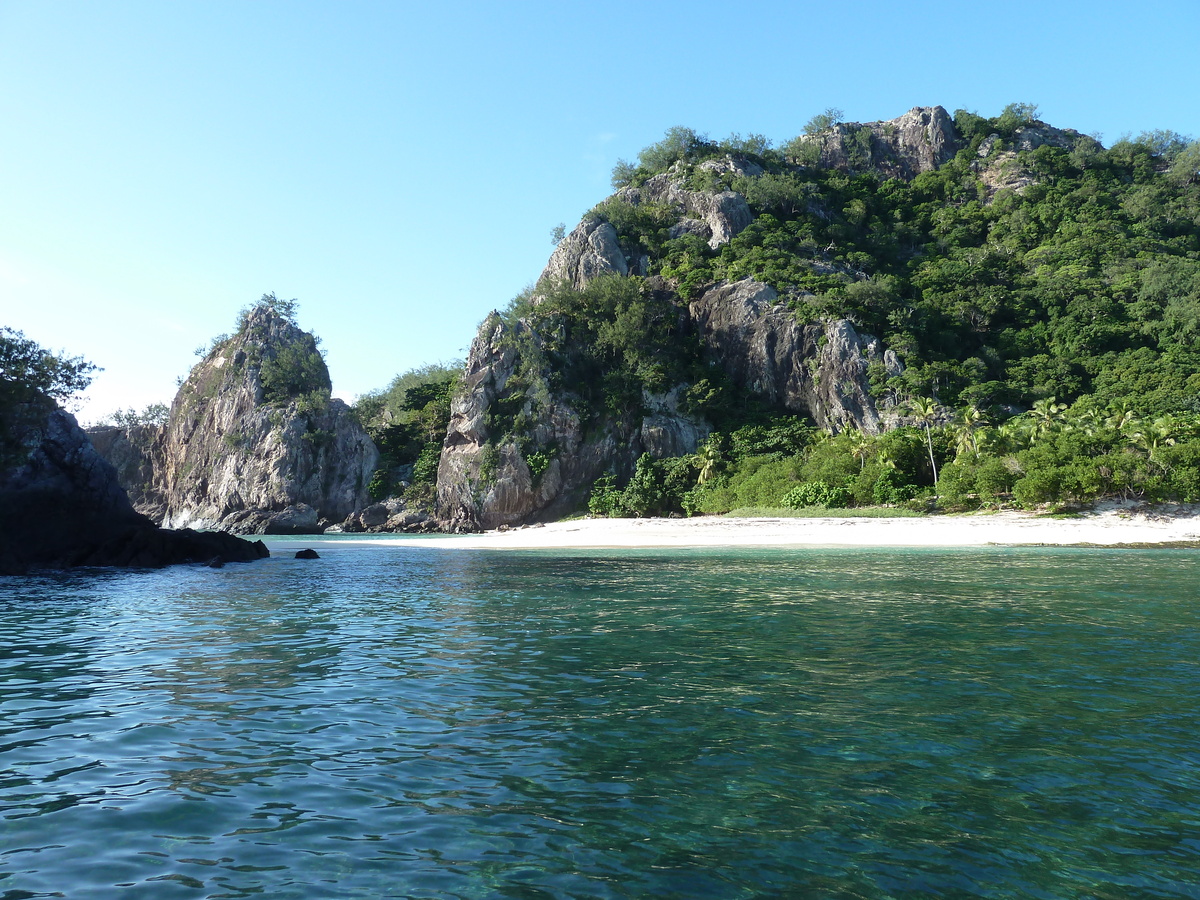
[781,482,851,509]
[872,468,919,504]
[260,344,330,405]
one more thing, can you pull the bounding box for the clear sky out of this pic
[2,0,1198,422]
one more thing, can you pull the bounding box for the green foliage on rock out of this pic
[103,403,169,428]
[260,343,330,405]
[501,274,711,427]
[353,361,461,500]
[0,328,98,465]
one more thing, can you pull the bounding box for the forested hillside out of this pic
[382,104,1200,523]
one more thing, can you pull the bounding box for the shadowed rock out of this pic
[1,406,270,575]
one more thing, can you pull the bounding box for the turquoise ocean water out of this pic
[2,540,1200,898]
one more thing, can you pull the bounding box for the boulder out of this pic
[541,219,629,289]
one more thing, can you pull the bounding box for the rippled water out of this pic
[3,542,1200,898]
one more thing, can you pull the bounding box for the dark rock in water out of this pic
[295,548,320,559]
[65,527,269,569]
[0,404,270,575]
[263,503,322,535]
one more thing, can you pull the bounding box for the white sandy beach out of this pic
[378,502,1200,551]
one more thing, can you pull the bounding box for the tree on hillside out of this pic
[0,327,97,411]
[803,107,844,134]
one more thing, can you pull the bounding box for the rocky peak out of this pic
[795,105,962,179]
[151,303,378,533]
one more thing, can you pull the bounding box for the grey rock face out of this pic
[541,219,629,289]
[796,106,962,179]
[86,423,166,519]
[435,314,707,532]
[688,279,885,434]
[618,168,753,249]
[155,306,378,534]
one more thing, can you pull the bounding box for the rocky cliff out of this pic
[436,311,709,532]
[87,423,165,519]
[151,304,378,533]
[794,106,962,178]
[689,279,901,435]
[0,404,267,574]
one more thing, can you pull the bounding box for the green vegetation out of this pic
[603,106,1200,417]
[259,343,329,406]
[0,328,97,466]
[725,506,926,519]
[353,362,461,500]
[102,403,170,428]
[567,105,1200,515]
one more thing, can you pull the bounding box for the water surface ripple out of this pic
[2,546,1200,898]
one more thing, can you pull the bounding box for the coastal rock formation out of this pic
[796,106,962,178]
[689,279,891,434]
[434,113,921,529]
[436,313,708,532]
[153,304,378,534]
[0,406,267,574]
[86,423,166,519]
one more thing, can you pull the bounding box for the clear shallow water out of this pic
[2,545,1200,899]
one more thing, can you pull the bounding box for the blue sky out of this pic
[2,0,1198,422]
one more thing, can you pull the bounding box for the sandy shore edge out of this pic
[364,502,1200,551]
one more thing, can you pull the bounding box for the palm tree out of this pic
[952,404,986,459]
[849,429,873,472]
[1130,417,1178,466]
[1107,402,1141,438]
[694,441,722,484]
[1028,397,1068,442]
[908,396,942,488]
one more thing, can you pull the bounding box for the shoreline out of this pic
[361,502,1200,551]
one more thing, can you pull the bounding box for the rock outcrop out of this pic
[541,219,629,290]
[0,405,267,575]
[617,165,754,250]
[435,313,708,532]
[688,279,895,435]
[86,423,166,519]
[972,123,1091,198]
[153,305,378,534]
[796,106,962,179]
